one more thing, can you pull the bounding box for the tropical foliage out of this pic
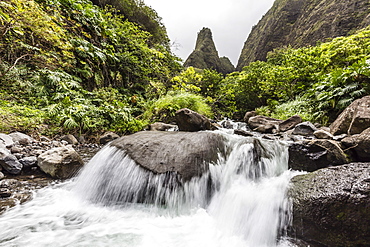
[0,0,369,137]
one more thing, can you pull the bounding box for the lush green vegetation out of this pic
[221,27,370,123]
[0,0,369,138]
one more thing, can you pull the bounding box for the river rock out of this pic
[0,172,4,180]
[0,134,14,148]
[342,127,370,161]
[37,146,83,179]
[99,131,120,145]
[0,148,23,175]
[288,139,348,172]
[248,115,282,133]
[243,111,257,123]
[313,129,333,139]
[175,108,212,132]
[110,131,227,181]
[292,121,317,136]
[61,134,79,145]
[8,132,35,145]
[147,122,177,131]
[278,115,302,132]
[289,163,370,246]
[19,156,38,168]
[330,95,370,135]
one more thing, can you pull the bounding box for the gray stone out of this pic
[19,156,38,168]
[148,122,178,131]
[289,163,370,246]
[61,134,79,145]
[330,95,370,135]
[342,127,370,161]
[288,139,349,172]
[292,121,317,136]
[0,172,4,180]
[243,111,257,123]
[0,149,23,175]
[175,108,212,132]
[313,129,333,139]
[278,115,302,132]
[99,132,120,145]
[37,146,83,179]
[8,132,35,145]
[110,131,227,181]
[0,134,14,148]
[248,115,282,133]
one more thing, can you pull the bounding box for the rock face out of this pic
[175,108,212,132]
[288,139,348,171]
[289,163,370,246]
[342,127,370,161]
[110,131,227,181]
[330,95,370,135]
[37,146,84,179]
[237,0,370,69]
[184,27,235,74]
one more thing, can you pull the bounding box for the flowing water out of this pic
[0,131,299,247]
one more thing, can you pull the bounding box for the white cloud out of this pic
[144,0,275,65]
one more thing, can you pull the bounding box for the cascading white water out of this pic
[0,131,299,247]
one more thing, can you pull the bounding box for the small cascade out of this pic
[0,130,298,247]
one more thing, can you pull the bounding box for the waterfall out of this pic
[0,131,298,247]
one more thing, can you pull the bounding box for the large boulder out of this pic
[175,108,212,132]
[37,146,83,179]
[288,139,349,172]
[330,95,370,135]
[0,148,22,175]
[342,127,370,161]
[248,115,282,133]
[289,163,370,246]
[110,131,227,181]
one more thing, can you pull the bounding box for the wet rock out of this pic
[61,134,79,145]
[234,129,255,137]
[330,95,370,135]
[175,108,212,132]
[278,115,302,132]
[342,127,370,161]
[0,188,11,198]
[313,129,333,139]
[289,163,370,246]
[248,115,282,133]
[0,172,4,180]
[148,122,178,131]
[99,132,120,144]
[37,146,84,179]
[333,133,347,141]
[292,121,317,136]
[0,149,23,175]
[110,131,227,181]
[19,156,38,168]
[288,139,349,172]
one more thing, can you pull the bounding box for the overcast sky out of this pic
[143,0,276,66]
